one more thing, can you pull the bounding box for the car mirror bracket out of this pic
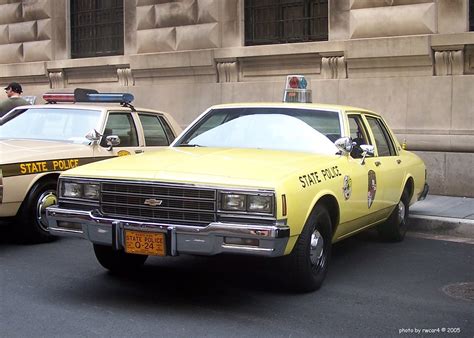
[106,135,121,151]
[359,144,375,165]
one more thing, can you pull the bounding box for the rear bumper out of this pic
[46,206,290,257]
[418,183,429,201]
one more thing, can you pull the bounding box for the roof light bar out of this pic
[42,93,75,103]
[87,93,134,104]
[42,88,134,104]
[283,75,312,103]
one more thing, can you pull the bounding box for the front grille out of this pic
[100,182,217,226]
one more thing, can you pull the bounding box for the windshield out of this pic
[0,108,102,144]
[175,107,341,154]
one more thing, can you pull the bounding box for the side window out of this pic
[347,115,370,145]
[471,0,474,31]
[71,0,124,58]
[366,117,396,157]
[138,114,170,146]
[244,0,328,46]
[102,113,138,147]
[347,114,371,158]
[159,116,176,143]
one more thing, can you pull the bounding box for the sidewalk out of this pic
[409,194,474,239]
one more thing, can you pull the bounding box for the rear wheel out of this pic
[284,205,332,292]
[17,178,58,243]
[93,244,148,273]
[378,190,410,242]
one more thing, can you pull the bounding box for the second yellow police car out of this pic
[46,77,428,292]
[0,89,181,243]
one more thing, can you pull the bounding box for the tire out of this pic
[17,177,58,243]
[93,244,148,273]
[284,205,332,292]
[377,190,410,242]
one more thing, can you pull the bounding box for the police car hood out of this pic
[0,139,91,164]
[63,147,338,188]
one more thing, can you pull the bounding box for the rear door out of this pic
[137,112,176,150]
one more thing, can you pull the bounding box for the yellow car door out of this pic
[364,115,405,212]
[337,113,389,236]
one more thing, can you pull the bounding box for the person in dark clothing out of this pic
[0,82,31,117]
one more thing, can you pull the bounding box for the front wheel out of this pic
[377,190,410,242]
[17,178,58,243]
[284,205,332,292]
[93,244,148,273]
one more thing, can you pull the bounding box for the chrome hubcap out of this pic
[310,229,324,266]
[397,200,406,225]
[36,190,57,232]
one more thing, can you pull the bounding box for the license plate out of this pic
[124,230,165,256]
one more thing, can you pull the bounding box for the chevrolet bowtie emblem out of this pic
[144,198,163,207]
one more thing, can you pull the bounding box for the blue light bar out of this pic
[86,93,134,104]
[73,88,134,104]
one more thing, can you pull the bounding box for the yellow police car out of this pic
[0,89,181,243]
[46,77,428,292]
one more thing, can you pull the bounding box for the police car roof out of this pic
[14,103,167,114]
[207,102,380,116]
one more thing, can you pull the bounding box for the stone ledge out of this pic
[396,133,474,153]
[46,55,130,71]
[214,41,345,60]
[130,49,215,70]
[0,61,46,78]
[431,32,474,48]
[346,35,431,59]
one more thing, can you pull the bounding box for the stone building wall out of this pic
[0,0,473,197]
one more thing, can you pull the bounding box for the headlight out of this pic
[63,182,82,198]
[219,191,274,215]
[83,184,100,199]
[61,180,100,200]
[221,193,246,211]
[247,195,272,213]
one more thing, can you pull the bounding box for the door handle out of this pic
[135,149,144,154]
[397,159,402,164]
[375,161,381,167]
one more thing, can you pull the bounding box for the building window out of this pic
[71,0,124,58]
[244,0,328,46]
[470,0,474,31]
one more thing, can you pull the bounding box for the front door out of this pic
[94,112,142,158]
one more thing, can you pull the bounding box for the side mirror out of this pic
[334,137,353,155]
[106,135,121,151]
[360,144,374,156]
[85,129,102,142]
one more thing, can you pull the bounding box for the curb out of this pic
[408,214,474,239]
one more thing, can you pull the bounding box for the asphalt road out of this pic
[1,226,473,338]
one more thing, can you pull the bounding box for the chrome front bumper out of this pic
[46,206,290,257]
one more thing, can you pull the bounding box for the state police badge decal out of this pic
[342,175,352,200]
[368,170,377,208]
